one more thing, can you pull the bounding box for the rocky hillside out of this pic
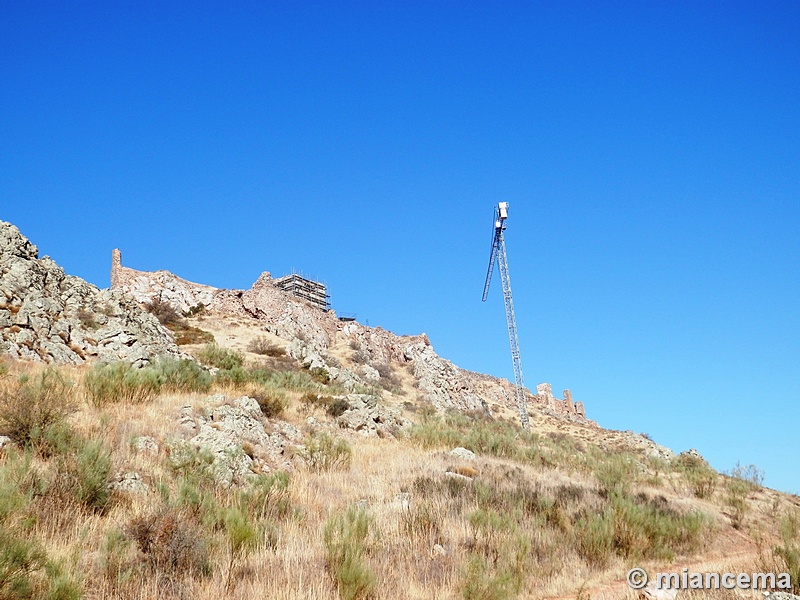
[110,248,590,425]
[0,222,798,600]
[0,221,178,365]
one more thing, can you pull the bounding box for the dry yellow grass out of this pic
[0,336,798,600]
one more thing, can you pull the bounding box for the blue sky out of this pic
[2,2,798,492]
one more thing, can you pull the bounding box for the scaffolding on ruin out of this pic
[274,273,330,311]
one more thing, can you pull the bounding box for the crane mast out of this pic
[482,202,530,430]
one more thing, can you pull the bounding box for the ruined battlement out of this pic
[536,383,586,420]
[108,249,591,425]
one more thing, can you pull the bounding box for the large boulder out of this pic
[0,221,179,365]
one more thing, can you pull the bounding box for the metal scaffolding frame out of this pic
[274,273,330,311]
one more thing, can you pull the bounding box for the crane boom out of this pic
[482,202,530,430]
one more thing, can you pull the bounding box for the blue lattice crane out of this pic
[482,202,530,429]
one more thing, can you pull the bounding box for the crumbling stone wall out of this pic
[536,383,587,421]
[111,249,218,314]
[109,249,592,424]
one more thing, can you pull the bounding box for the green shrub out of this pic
[408,413,528,461]
[214,366,250,386]
[246,337,285,357]
[301,432,352,473]
[0,368,76,447]
[253,369,324,393]
[729,462,764,492]
[196,344,244,370]
[236,472,291,522]
[0,527,47,599]
[725,477,752,529]
[774,513,800,593]
[0,451,33,524]
[247,387,286,418]
[101,529,136,585]
[309,367,330,384]
[167,442,218,489]
[609,492,706,560]
[324,508,376,600]
[574,509,615,566]
[152,357,212,393]
[83,361,162,406]
[41,561,82,600]
[462,553,522,600]
[73,440,112,513]
[224,507,261,591]
[675,454,718,499]
[596,454,637,495]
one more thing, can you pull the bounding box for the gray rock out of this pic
[359,364,380,381]
[449,447,476,461]
[0,220,179,365]
[178,395,300,485]
[0,436,12,451]
[444,471,473,482]
[132,436,159,455]
[335,394,411,438]
[108,472,149,494]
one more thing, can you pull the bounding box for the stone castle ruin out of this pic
[109,248,591,424]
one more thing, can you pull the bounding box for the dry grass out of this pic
[0,353,795,599]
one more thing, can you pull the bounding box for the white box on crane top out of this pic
[498,202,509,220]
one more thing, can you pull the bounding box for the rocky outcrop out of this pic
[109,248,594,424]
[0,222,179,365]
[333,393,411,437]
[176,395,302,486]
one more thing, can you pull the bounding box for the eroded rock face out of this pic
[0,221,179,365]
[334,394,411,438]
[177,394,302,486]
[108,245,594,424]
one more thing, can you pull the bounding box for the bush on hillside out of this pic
[144,298,183,326]
[301,432,352,473]
[84,358,211,406]
[197,344,244,370]
[0,368,76,447]
[246,337,285,357]
[84,362,161,406]
[324,507,376,600]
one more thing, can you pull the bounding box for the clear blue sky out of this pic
[2,2,798,492]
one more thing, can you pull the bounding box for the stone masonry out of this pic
[110,249,592,424]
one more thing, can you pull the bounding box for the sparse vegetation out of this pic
[247,337,285,357]
[83,358,212,406]
[0,344,786,599]
[144,297,183,326]
[0,368,76,447]
[324,507,377,600]
[197,343,245,370]
[675,452,718,499]
[773,512,800,593]
[248,386,287,418]
[301,432,352,472]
